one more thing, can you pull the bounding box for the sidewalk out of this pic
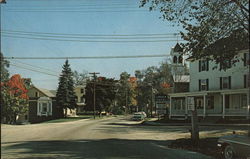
[142,119,250,127]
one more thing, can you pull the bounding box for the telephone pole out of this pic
[89,72,100,119]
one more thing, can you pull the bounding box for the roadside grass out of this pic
[169,131,248,159]
[41,115,93,123]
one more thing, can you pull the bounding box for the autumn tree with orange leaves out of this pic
[1,74,29,124]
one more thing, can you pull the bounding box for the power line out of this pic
[5,54,171,60]
[1,32,179,39]
[9,63,60,77]
[3,35,184,43]
[12,60,60,74]
[2,29,180,37]
[4,9,148,13]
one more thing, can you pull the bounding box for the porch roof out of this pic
[169,88,249,97]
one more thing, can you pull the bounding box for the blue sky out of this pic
[1,0,184,90]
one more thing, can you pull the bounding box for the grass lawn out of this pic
[169,131,248,159]
[41,115,93,123]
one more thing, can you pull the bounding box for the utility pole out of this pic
[89,72,100,119]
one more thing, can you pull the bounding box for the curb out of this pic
[142,121,250,127]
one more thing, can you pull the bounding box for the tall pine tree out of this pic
[56,60,77,117]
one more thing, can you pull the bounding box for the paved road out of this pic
[1,116,218,159]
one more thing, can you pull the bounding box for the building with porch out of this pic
[169,49,249,119]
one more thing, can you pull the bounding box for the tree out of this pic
[0,52,9,82]
[140,0,249,68]
[135,60,173,115]
[1,74,29,124]
[85,77,117,115]
[73,70,88,86]
[56,60,77,117]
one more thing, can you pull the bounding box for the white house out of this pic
[169,48,250,119]
[74,85,86,114]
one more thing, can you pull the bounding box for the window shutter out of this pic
[220,77,222,89]
[228,76,231,89]
[199,79,201,91]
[206,59,209,71]
[199,60,201,72]
[206,79,209,91]
[244,53,247,66]
[244,75,247,88]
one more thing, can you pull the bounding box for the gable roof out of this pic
[30,85,56,97]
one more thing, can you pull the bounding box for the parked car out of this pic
[132,112,145,121]
[217,133,250,159]
[139,111,147,118]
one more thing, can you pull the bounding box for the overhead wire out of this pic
[12,60,60,74]
[3,35,184,43]
[5,54,171,60]
[1,29,180,37]
[9,63,60,77]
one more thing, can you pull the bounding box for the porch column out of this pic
[247,92,250,119]
[185,96,188,119]
[203,94,206,118]
[169,96,172,119]
[222,94,225,119]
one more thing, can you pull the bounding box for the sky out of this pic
[1,0,184,90]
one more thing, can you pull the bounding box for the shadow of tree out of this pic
[2,139,214,159]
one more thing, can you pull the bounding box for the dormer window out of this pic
[173,56,177,63]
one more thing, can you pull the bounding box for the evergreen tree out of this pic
[56,60,77,117]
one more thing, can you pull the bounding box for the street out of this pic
[2,116,246,159]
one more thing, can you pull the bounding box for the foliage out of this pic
[85,77,117,113]
[56,60,77,117]
[141,0,249,68]
[135,60,173,113]
[1,74,29,124]
[0,52,9,82]
[73,70,88,86]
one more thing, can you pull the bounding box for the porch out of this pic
[169,88,250,119]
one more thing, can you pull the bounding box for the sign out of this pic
[155,94,168,115]
[187,97,195,111]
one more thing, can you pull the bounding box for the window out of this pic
[244,74,250,88]
[41,103,47,114]
[199,59,209,72]
[199,79,209,91]
[220,76,231,89]
[80,88,84,93]
[178,55,183,64]
[244,52,250,66]
[173,56,177,63]
[35,92,39,97]
[207,96,214,109]
[195,97,203,109]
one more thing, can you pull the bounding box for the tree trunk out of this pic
[191,109,199,146]
[64,108,67,118]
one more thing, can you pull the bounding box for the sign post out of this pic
[187,96,199,145]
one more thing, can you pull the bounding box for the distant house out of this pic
[26,85,63,123]
[74,85,86,115]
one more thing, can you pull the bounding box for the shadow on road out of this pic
[2,139,214,159]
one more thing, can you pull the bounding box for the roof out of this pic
[173,75,190,83]
[30,85,56,97]
[38,88,56,97]
[173,43,183,52]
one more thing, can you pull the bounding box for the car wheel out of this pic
[224,145,234,159]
